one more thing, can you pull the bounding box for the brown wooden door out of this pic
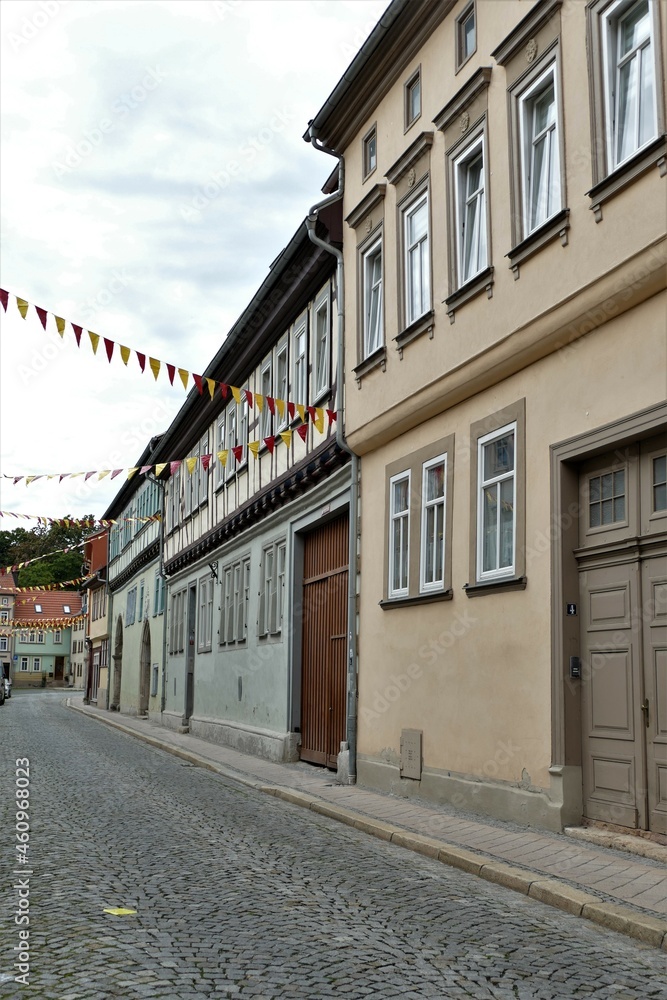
[300,513,349,769]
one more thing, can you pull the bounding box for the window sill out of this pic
[587,135,667,222]
[506,208,569,279]
[464,576,527,597]
[445,266,494,323]
[394,310,435,357]
[380,589,453,609]
[353,346,387,385]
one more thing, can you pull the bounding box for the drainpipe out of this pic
[146,474,168,714]
[305,129,359,785]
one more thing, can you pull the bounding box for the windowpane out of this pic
[460,149,486,283]
[407,76,420,123]
[482,484,498,573]
[620,0,650,54]
[484,434,514,479]
[463,10,475,58]
[426,463,444,502]
[499,478,515,568]
[405,198,429,324]
[390,473,410,595]
[617,55,639,163]
[653,455,667,512]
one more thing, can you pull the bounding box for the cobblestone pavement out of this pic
[2,693,666,1000]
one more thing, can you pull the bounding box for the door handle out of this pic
[641,699,649,728]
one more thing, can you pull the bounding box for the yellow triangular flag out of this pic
[70,472,83,479]
[149,357,161,380]
[98,470,110,480]
[55,316,65,337]
[127,468,138,480]
[254,393,264,412]
[248,440,260,459]
[314,408,325,434]
[280,430,292,448]
[231,385,241,404]
[275,398,285,420]
[155,463,167,477]
[88,331,100,354]
[103,908,137,917]
[217,450,228,468]
[178,368,189,390]
[120,345,131,365]
[296,403,305,422]
[186,456,197,475]
[206,378,216,399]
[16,297,29,319]
[25,476,36,486]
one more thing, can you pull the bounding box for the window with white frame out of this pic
[32,657,41,672]
[197,575,214,652]
[520,63,561,234]
[362,237,383,358]
[28,631,36,643]
[389,472,411,598]
[226,400,248,476]
[456,1,476,69]
[37,631,44,644]
[20,657,28,672]
[153,572,165,616]
[455,136,487,285]
[0,637,7,651]
[0,610,7,624]
[138,580,145,622]
[198,430,209,504]
[363,124,377,179]
[126,587,137,626]
[260,356,273,439]
[215,411,226,487]
[53,629,62,643]
[169,589,186,654]
[405,68,421,129]
[420,455,447,593]
[293,322,307,405]
[477,423,516,580]
[258,540,286,637]
[313,294,329,399]
[603,0,657,169]
[403,192,430,326]
[275,341,288,430]
[220,557,250,645]
[168,464,181,530]
[20,631,28,642]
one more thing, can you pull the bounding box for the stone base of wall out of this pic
[356,756,581,833]
[161,709,187,733]
[188,715,300,764]
[97,689,108,710]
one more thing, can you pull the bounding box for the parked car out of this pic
[3,675,11,699]
[0,680,5,706]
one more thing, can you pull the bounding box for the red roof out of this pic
[13,591,83,621]
[0,572,17,593]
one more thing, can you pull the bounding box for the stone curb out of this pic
[68,701,667,952]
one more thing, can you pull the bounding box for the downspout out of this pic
[305,129,359,785]
[146,474,168,714]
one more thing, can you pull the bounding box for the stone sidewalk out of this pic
[67,697,667,952]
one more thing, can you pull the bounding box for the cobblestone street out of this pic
[2,693,666,1000]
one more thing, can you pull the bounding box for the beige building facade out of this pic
[306,0,666,831]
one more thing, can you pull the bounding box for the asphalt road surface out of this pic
[1,692,666,1000]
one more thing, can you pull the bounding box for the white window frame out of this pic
[602,0,658,170]
[362,236,383,358]
[293,321,307,406]
[225,402,239,478]
[420,454,447,594]
[20,657,28,672]
[519,61,561,235]
[197,575,213,652]
[37,631,44,644]
[260,355,273,440]
[275,340,289,431]
[0,610,8,624]
[403,191,430,326]
[0,637,7,652]
[53,629,62,643]
[126,587,137,627]
[477,421,517,582]
[313,292,330,401]
[33,657,41,672]
[454,134,487,286]
[219,556,250,646]
[215,411,226,488]
[363,124,377,180]
[388,471,411,599]
[259,540,286,637]
[198,430,209,505]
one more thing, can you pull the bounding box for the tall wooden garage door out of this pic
[300,513,349,769]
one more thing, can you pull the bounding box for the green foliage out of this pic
[3,517,95,588]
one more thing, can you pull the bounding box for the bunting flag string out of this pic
[1,287,340,422]
[2,542,85,575]
[7,617,87,631]
[12,576,92,592]
[0,511,162,528]
[2,411,337,486]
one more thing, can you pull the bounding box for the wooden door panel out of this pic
[642,557,667,834]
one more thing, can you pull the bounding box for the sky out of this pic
[0,0,386,529]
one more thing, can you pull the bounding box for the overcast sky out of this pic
[0,0,385,529]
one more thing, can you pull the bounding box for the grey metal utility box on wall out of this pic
[400,729,422,780]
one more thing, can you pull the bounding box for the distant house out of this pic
[0,571,17,685]
[12,591,83,686]
[70,613,86,690]
[81,530,109,706]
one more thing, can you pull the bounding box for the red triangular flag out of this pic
[72,324,83,346]
[104,338,114,362]
[193,374,203,395]
[136,352,146,373]
[0,289,8,312]
[288,401,295,420]
[110,469,123,479]
[232,445,243,463]
[84,471,96,481]
[170,461,181,475]
[140,465,152,474]
[220,383,228,399]
[167,363,176,385]
[266,397,275,415]
[244,389,253,408]
[307,406,316,422]
[326,409,336,425]
[201,454,212,472]
[264,436,275,454]
[35,306,48,330]
[297,424,308,441]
